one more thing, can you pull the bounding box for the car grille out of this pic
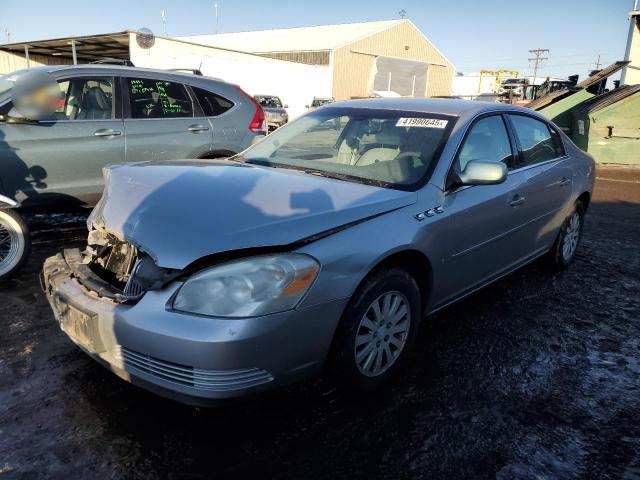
[117,347,274,392]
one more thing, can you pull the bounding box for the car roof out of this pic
[324,98,533,120]
[11,64,227,84]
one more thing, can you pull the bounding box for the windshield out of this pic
[312,98,333,107]
[241,107,455,190]
[255,95,283,108]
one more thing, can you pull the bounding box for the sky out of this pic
[0,0,635,81]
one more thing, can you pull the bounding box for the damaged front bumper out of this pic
[42,249,347,405]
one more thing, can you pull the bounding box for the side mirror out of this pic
[458,160,507,186]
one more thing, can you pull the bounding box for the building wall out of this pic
[130,35,333,119]
[0,50,71,75]
[332,21,454,100]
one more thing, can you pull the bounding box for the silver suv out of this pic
[0,64,266,279]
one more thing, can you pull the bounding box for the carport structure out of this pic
[0,32,131,73]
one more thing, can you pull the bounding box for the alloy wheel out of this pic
[0,213,24,277]
[562,212,581,261]
[354,291,411,377]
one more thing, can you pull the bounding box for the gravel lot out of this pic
[0,166,638,480]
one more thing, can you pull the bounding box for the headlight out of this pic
[172,254,319,318]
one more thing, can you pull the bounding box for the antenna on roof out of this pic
[398,9,407,19]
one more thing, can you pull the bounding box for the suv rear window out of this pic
[127,78,193,119]
[192,87,234,116]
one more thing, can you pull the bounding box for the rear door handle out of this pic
[559,177,572,187]
[187,124,210,133]
[94,129,122,137]
[509,196,526,207]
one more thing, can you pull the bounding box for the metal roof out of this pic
[0,32,130,62]
[529,61,630,111]
[577,61,630,89]
[575,84,640,115]
[182,20,405,53]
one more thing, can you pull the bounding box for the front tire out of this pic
[0,209,30,280]
[328,268,421,391]
[550,202,584,269]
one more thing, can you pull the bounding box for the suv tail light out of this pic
[235,85,266,134]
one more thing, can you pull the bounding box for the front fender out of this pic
[0,194,20,209]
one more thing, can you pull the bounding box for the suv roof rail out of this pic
[168,68,203,76]
[91,58,135,67]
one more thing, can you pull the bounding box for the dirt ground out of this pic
[0,166,638,480]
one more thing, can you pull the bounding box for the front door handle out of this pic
[187,124,210,133]
[509,195,526,207]
[94,129,122,137]
[559,177,572,187]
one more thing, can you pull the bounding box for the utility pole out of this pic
[4,28,10,43]
[528,48,549,83]
[161,10,167,36]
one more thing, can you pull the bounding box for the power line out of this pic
[528,48,549,82]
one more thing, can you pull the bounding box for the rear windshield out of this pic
[255,95,282,108]
[241,107,455,190]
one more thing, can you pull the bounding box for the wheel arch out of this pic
[352,248,434,317]
[0,194,20,209]
[577,191,591,212]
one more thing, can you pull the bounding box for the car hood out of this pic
[90,160,416,270]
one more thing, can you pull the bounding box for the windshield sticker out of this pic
[396,118,448,129]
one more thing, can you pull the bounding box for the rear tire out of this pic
[0,209,30,281]
[550,202,584,269]
[328,268,421,391]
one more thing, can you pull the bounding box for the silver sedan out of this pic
[42,99,595,405]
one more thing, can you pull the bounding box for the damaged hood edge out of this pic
[88,161,417,270]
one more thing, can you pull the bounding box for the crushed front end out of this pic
[41,229,343,405]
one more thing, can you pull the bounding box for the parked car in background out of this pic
[0,64,266,280]
[498,78,529,99]
[42,99,594,405]
[254,94,288,132]
[306,97,334,110]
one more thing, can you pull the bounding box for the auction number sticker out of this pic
[396,117,448,129]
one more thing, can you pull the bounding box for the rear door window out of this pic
[192,87,234,116]
[509,115,560,166]
[126,78,193,119]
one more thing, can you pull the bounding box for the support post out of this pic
[71,39,77,65]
